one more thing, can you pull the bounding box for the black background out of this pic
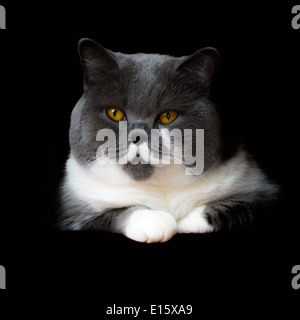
[1,0,299,315]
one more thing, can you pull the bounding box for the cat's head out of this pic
[69,38,222,181]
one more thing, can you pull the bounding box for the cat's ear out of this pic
[78,38,118,86]
[176,47,219,89]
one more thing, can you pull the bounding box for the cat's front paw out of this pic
[124,209,177,243]
[177,206,214,233]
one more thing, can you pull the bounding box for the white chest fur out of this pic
[65,151,271,221]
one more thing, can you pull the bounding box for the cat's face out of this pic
[69,38,222,181]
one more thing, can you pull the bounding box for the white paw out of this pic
[124,209,177,243]
[177,206,214,233]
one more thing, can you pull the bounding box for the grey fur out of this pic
[69,38,221,175]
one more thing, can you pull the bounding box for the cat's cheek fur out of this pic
[177,205,214,233]
[123,209,177,243]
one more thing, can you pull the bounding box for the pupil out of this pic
[113,109,117,117]
[166,112,170,120]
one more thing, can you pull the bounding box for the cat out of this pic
[58,38,279,243]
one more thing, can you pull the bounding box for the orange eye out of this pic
[107,107,125,122]
[159,111,178,124]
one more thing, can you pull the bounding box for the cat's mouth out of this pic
[122,163,154,181]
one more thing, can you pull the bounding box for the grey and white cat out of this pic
[59,38,278,243]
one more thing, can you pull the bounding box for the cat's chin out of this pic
[122,163,154,181]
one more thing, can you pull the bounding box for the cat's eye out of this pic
[107,107,125,122]
[159,111,178,124]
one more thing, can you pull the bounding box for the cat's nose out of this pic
[128,126,148,144]
[133,136,141,144]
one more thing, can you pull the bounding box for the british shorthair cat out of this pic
[59,38,278,243]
